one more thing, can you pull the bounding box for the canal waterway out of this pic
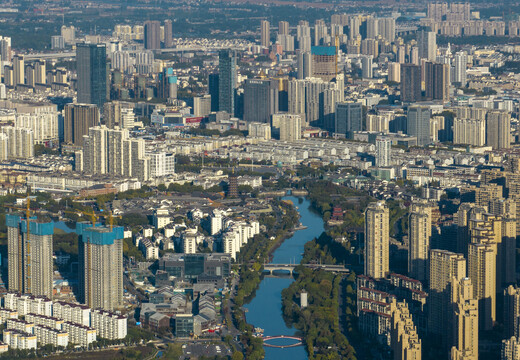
[244,196,325,359]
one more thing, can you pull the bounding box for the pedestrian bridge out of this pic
[261,335,303,348]
[263,263,350,275]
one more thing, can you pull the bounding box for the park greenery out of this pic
[230,199,299,360]
[281,233,358,360]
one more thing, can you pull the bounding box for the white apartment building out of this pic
[149,152,175,178]
[3,329,37,350]
[3,293,52,317]
[25,313,64,330]
[91,310,127,340]
[52,302,91,327]
[34,325,69,348]
[62,322,96,346]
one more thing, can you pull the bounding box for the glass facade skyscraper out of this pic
[218,50,236,116]
[77,43,107,108]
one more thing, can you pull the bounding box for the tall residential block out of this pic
[64,103,100,146]
[468,242,496,330]
[76,43,107,108]
[407,106,431,146]
[400,64,422,103]
[487,110,511,150]
[218,50,236,115]
[144,20,161,50]
[450,277,479,360]
[311,46,337,82]
[504,285,520,339]
[78,223,123,311]
[364,201,389,279]
[417,30,437,62]
[429,250,466,349]
[7,214,53,298]
[390,299,422,360]
[261,20,270,47]
[375,136,392,167]
[425,62,450,102]
[502,337,520,360]
[164,20,173,48]
[13,55,24,86]
[408,202,432,283]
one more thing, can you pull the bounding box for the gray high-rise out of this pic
[144,20,161,50]
[218,50,236,116]
[407,106,430,146]
[77,43,107,108]
[335,102,363,138]
[401,64,422,103]
[243,79,279,123]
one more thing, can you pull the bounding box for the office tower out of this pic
[144,20,161,49]
[388,62,401,83]
[1,127,34,159]
[78,223,123,311]
[243,79,279,123]
[408,202,432,283]
[364,201,389,279]
[390,299,422,360]
[311,46,337,82]
[487,110,511,150]
[335,102,363,138]
[361,55,373,79]
[429,250,466,348]
[375,136,392,167]
[0,36,12,62]
[407,106,430,146]
[13,55,24,86]
[34,60,46,84]
[454,52,467,86]
[450,277,479,360]
[314,19,328,46]
[261,20,270,47]
[164,20,173,48]
[77,43,107,108]
[218,50,236,116]
[79,125,149,181]
[194,95,212,117]
[64,103,99,146]
[468,242,495,331]
[400,64,422,102]
[425,62,450,101]
[366,17,378,39]
[274,114,302,141]
[417,30,437,62]
[7,214,53,298]
[504,286,520,339]
[278,21,289,35]
[208,73,219,112]
[502,337,520,360]
[297,51,312,79]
